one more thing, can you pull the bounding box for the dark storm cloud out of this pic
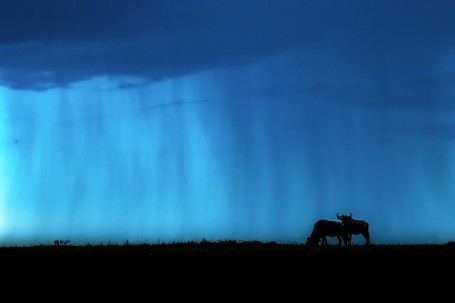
[0,0,454,91]
[0,0,318,90]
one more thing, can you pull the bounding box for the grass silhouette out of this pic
[1,239,455,261]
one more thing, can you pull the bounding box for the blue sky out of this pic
[0,0,454,245]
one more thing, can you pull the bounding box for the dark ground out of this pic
[2,241,453,289]
[2,240,455,261]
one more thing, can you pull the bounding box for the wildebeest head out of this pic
[336,212,352,225]
[305,234,319,249]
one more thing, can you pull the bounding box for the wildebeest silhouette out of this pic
[306,219,349,249]
[337,213,370,247]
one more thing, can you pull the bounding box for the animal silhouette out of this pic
[337,213,370,247]
[306,219,349,249]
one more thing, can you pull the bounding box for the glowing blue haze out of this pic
[0,46,454,245]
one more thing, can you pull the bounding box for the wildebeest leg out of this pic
[363,232,370,247]
[336,235,342,247]
[321,236,327,249]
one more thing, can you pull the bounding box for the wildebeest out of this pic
[336,213,370,247]
[306,219,349,249]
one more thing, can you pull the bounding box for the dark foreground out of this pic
[2,241,455,284]
[2,240,455,261]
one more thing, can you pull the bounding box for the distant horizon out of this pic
[1,236,453,247]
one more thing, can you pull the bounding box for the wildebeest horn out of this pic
[349,212,352,218]
[337,213,342,219]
